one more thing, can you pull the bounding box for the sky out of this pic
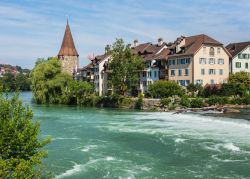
[1,0,250,69]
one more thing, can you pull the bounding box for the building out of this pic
[92,48,111,96]
[58,21,79,74]
[131,38,169,93]
[168,34,231,86]
[226,41,250,75]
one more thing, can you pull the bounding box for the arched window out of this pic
[209,47,215,56]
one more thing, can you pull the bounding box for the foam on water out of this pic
[223,143,240,152]
[56,163,82,179]
[52,137,80,141]
[80,145,98,152]
[175,138,186,143]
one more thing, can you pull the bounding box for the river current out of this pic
[20,92,250,179]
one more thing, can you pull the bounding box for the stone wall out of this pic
[60,56,79,74]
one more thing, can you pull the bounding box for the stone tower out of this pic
[58,20,79,74]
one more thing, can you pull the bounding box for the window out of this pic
[218,58,224,64]
[181,59,186,64]
[178,80,190,86]
[210,79,215,84]
[177,59,180,64]
[199,58,206,64]
[171,70,175,76]
[235,62,241,68]
[178,69,182,76]
[217,48,221,54]
[243,54,249,59]
[219,69,223,75]
[172,60,176,65]
[186,58,191,64]
[203,47,206,55]
[238,54,243,59]
[209,47,215,56]
[142,72,146,77]
[147,71,151,78]
[209,69,216,75]
[154,71,157,78]
[209,58,215,64]
[143,81,147,86]
[185,69,189,76]
[201,68,205,75]
[246,63,249,69]
[196,80,203,85]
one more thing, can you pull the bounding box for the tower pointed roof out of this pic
[58,20,79,57]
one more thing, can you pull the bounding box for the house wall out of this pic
[193,45,229,85]
[168,56,193,86]
[231,45,250,74]
[94,57,110,96]
[140,61,160,93]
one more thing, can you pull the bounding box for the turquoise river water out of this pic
[20,92,250,179]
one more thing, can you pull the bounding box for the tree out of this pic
[0,93,51,178]
[228,71,250,89]
[108,39,143,96]
[31,57,94,104]
[148,80,185,98]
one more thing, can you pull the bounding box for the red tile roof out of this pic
[226,41,250,58]
[58,21,79,57]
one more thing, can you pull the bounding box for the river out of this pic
[20,92,250,179]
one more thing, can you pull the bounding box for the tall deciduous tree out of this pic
[0,93,51,178]
[228,71,250,89]
[109,39,143,95]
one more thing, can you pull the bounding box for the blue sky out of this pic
[0,0,250,69]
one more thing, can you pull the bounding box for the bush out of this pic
[160,97,171,106]
[206,96,229,106]
[0,93,51,178]
[190,98,204,108]
[180,96,190,108]
[149,80,185,98]
[242,94,250,105]
[135,93,143,109]
[203,84,220,97]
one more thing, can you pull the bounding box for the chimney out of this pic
[134,39,138,47]
[105,44,111,53]
[158,38,163,46]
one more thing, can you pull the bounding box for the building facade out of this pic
[226,42,250,75]
[168,34,230,86]
[131,38,169,93]
[58,21,79,75]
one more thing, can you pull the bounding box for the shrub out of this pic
[135,93,144,109]
[242,94,250,105]
[0,93,51,178]
[160,97,171,106]
[190,98,204,108]
[206,96,229,106]
[148,80,185,98]
[180,96,190,108]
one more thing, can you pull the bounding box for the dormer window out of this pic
[217,48,221,54]
[209,47,215,56]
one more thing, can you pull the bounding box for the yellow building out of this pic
[168,34,231,86]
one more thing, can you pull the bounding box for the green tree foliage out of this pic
[149,80,185,98]
[228,71,250,89]
[186,83,202,97]
[31,57,94,104]
[0,93,51,178]
[0,73,31,91]
[108,39,143,95]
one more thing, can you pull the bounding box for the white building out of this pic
[131,38,169,93]
[226,41,250,75]
[92,53,111,96]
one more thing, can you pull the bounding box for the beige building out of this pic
[168,34,231,86]
[58,21,79,74]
